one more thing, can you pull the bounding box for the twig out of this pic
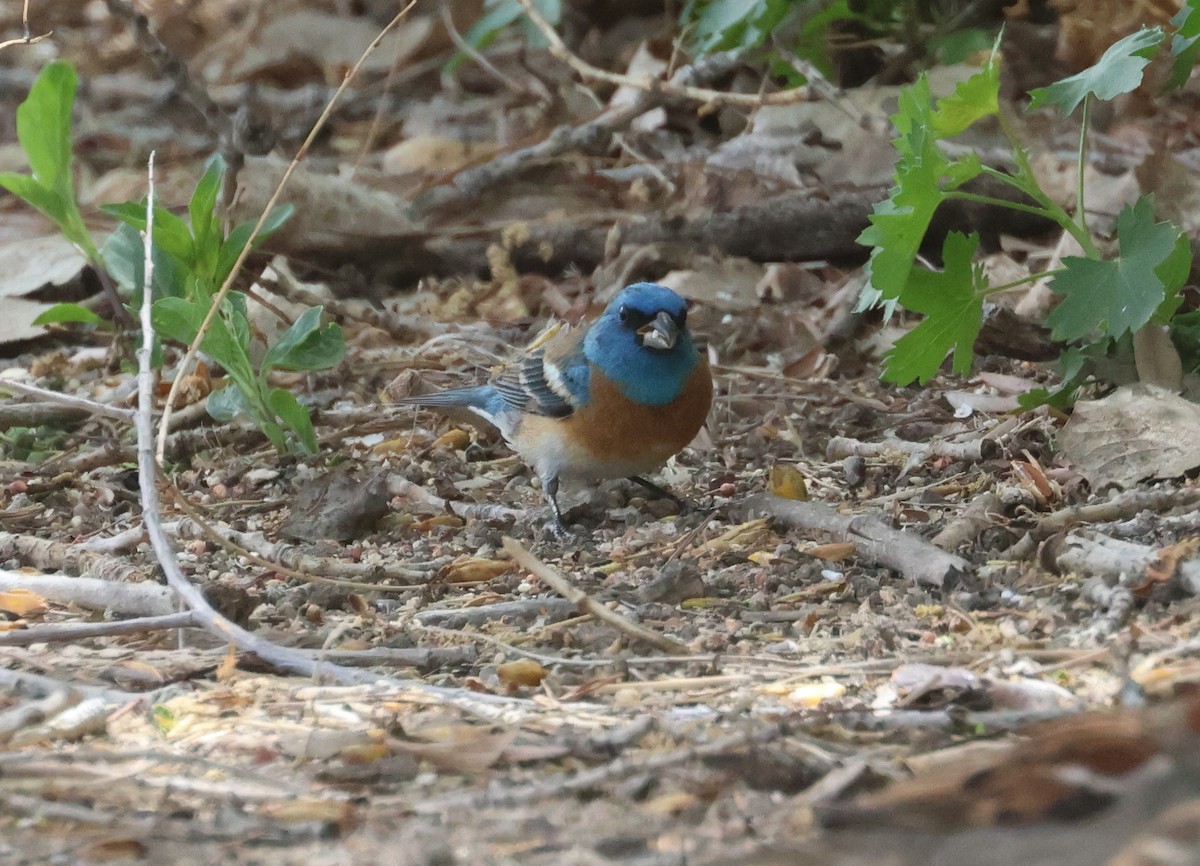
[513,0,806,107]
[826,435,1000,463]
[440,4,529,96]
[1034,487,1200,536]
[742,493,970,588]
[0,0,51,51]
[0,379,135,423]
[0,612,197,647]
[502,538,690,654]
[412,598,581,629]
[155,2,418,461]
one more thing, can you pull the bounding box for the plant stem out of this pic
[943,190,1054,220]
[1075,94,1090,236]
[983,269,1066,295]
[993,112,1100,257]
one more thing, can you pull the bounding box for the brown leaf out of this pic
[497,659,547,690]
[440,556,513,583]
[0,589,47,617]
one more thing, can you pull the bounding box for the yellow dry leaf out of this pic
[914,604,945,619]
[340,742,392,765]
[748,551,777,565]
[372,434,432,455]
[526,321,564,351]
[260,798,359,828]
[497,658,547,689]
[761,679,845,708]
[642,791,700,814]
[215,644,239,682]
[0,589,47,617]
[433,428,471,450]
[805,542,856,562]
[441,556,513,583]
[769,464,809,501]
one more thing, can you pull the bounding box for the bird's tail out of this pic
[392,385,495,411]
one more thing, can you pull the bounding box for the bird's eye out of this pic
[618,305,632,324]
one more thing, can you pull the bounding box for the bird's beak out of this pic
[638,311,678,350]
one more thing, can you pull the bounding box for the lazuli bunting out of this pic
[396,282,712,534]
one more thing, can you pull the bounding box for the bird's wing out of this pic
[491,322,590,418]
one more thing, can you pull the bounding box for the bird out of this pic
[394,282,712,535]
[700,696,1200,866]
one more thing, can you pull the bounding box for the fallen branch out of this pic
[515,0,807,107]
[0,379,134,423]
[421,46,750,211]
[742,493,971,588]
[0,612,197,647]
[502,538,690,654]
[1033,487,1200,536]
[0,569,176,616]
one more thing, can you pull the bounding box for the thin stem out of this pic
[984,268,1066,295]
[1075,94,1090,236]
[993,111,1100,258]
[943,190,1054,220]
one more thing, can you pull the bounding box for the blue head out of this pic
[583,283,699,405]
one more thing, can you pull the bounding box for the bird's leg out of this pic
[543,475,572,537]
[627,476,693,514]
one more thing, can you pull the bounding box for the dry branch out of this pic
[743,493,971,588]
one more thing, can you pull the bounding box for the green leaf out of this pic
[1029,27,1164,114]
[102,222,188,302]
[1046,197,1187,341]
[449,0,561,70]
[882,232,988,385]
[930,54,1000,137]
[215,203,295,285]
[1017,346,1088,410]
[206,382,252,422]
[1171,309,1200,373]
[152,296,251,385]
[261,307,345,372]
[0,172,71,227]
[189,155,225,254]
[33,303,102,325]
[101,202,196,265]
[15,62,76,196]
[268,387,317,453]
[1167,0,1200,90]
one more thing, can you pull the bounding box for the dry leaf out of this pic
[215,644,239,682]
[497,659,547,689]
[440,556,512,583]
[390,725,515,774]
[769,464,809,501]
[0,589,48,617]
[433,428,472,450]
[1059,384,1200,487]
[805,542,856,562]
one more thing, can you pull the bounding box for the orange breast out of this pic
[566,356,712,469]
